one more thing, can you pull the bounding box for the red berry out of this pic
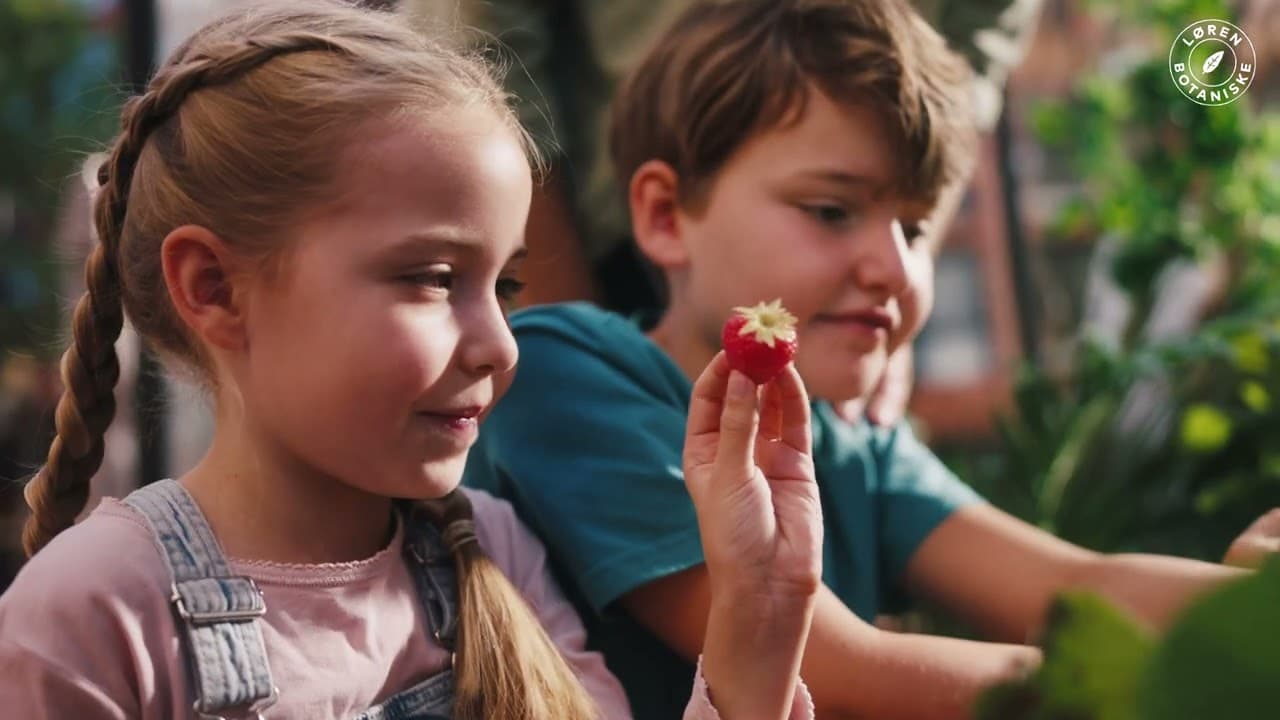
[721,299,798,384]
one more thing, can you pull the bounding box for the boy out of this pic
[465,1,1265,717]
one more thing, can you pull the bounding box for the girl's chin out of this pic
[368,461,466,501]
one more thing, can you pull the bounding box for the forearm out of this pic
[625,570,1036,720]
[702,591,816,720]
[1073,553,1243,630]
[800,591,1036,720]
[815,630,1036,720]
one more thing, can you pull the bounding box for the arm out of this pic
[0,640,132,720]
[625,410,1041,720]
[904,504,1244,642]
[623,567,1037,720]
[519,547,815,720]
[0,516,182,719]
[500,356,820,719]
[682,358,821,719]
[474,325,818,717]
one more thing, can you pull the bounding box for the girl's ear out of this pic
[161,224,249,351]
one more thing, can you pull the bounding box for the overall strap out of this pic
[125,480,278,718]
[401,504,461,653]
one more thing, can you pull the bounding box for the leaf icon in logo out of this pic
[1203,50,1226,74]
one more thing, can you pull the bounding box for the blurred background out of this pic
[1,0,1277,593]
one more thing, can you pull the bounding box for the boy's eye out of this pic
[895,219,930,247]
[496,277,527,304]
[802,203,851,226]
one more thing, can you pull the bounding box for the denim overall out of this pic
[124,480,459,719]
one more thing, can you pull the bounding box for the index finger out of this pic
[686,351,733,441]
[768,363,812,454]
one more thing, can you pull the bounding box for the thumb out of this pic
[714,370,759,483]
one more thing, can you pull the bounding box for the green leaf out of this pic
[1180,404,1233,452]
[1137,560,1280,720]
[1239,381,1271,413]
[975,593,1154,720]
[1229,332,1270,375]
[1202,50,1225,75]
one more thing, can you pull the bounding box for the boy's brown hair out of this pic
[609,0,977,210]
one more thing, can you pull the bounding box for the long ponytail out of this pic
[430,490,599,719]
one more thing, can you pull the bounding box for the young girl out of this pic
[0,3,820,718]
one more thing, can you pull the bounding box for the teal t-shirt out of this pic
[463,303,982,719]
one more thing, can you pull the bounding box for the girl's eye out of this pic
[801,203,852,226]
[496,278,527,303]
[400,269,453,291]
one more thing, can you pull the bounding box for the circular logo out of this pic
[1169,19,1256,106]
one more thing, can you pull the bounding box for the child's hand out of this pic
[1223,508,1280,569]
[684,351,822,603]
[684,352,821,718]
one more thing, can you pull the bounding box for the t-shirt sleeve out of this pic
[472,324,704,613]
[876,422,985,588]
[0,640,133,720]
[0,505,185,719]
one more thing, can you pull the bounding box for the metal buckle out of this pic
[171,577,267,625]
[193,685,280,719]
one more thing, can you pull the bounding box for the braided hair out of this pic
[23,3,592,718]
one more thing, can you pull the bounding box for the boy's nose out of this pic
[851,218,911,298]
[459,300,519,377]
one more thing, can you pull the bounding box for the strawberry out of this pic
[721,299,799,384]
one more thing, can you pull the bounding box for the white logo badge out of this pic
[1169,19,1256,106]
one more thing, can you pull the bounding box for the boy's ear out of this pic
[628,160,689,270]
[160,224,249,353]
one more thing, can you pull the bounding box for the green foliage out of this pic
[1136,558,1280,719]
[957,0,1280,561]
[1029,17,1279,317]
[966,318,1280,559]
[977,560,1280,719]
[976,593,1153,720]
[0,1,121,356]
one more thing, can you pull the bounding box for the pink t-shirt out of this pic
[0,488,812,719]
